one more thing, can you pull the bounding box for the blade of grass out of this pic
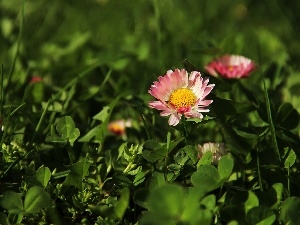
[4,6,23,96]
[30,97,52,144]
[0,64,3,116]
[52,62,103,102]
[263,79,281,162]
[0,148,35,179]
[135,102,151,140]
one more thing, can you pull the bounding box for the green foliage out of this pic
[46,116,80,146]
[0,186,51,224]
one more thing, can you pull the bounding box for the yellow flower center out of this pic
[169,88,196,109]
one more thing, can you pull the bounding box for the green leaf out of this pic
[114,187,129,220]
[244,191,259,213]
[133,188,150,208]
[78,126,103,143]
[133,171,145,186]
[200,194,216,211]
[246,206,276,225]
[148,173,166,191]
[283,148,296,169]
[0,213,8,225]
[46,116,80,146]
[0,191,23,214]
[93,106,110,122]
[270,183,283,209]
[36,166,51,187]
[191,165,220,192]
[276,102,300,130]
[197,151,213,166]
[88,204,114,218]
[181,187,211,224]
[146,184,184,217]
[56,116,80,146]
[41,101,62,112]
[280,197,300,224]
[220,205,245,223]
[218,155,234,182]
[181,145,198,164]
[23,186,51,214]
[112,173,132,187]
[143,140,161,150]
[142,146,167,162]
[63,157,91,190]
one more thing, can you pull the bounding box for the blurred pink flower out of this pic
[198,142,226,165]
[205,54,255,79]
[108,119,132,136]
[148,69,214,126]
[30,76,42,83]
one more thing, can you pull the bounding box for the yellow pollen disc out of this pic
[169,88,196,109]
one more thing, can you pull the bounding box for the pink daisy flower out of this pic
[205,54,255,79]
[198,142,226,165]
[148,69,215,126]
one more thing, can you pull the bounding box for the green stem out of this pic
[263,80,281,162]
[256,149,263,192]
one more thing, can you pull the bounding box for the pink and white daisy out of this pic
[148,69,215,126]
[198,142,226,165]
[205,54,255,79]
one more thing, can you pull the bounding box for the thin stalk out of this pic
[4,6,23,96]
[0,64,3,116]
[263,80,281,162]
[256,149,263,191]
[135,102,151,140]
[287,162,290,197]
[30,97,51,144]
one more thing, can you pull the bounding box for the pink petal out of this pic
[168,113,181,126]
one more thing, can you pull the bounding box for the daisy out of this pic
[148,69,214,126]
[108,119,132,136]
[205,54,255,79]
[198,142,226,165]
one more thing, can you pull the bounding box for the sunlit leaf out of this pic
[218,155,234,182]
[36,166,51,187]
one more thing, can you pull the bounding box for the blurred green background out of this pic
[1,0,300,100]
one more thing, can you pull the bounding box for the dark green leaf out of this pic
[23,186,51,214]
[0,191,23,214]
[276,102,300,130]
[63,157,91,189]
[114,187,129,220]
[112,173,132,187]
[246,206,276,225]
[280,197,300,224]
[133,188,150,208]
